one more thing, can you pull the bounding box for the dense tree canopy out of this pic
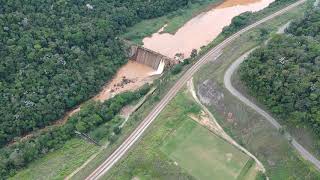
[0,0,191,146]
[0,85,150,178]
[286,8,320,40]
[240,8,320,134]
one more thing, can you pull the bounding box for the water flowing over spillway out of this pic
[134,47,167,70]
[149,60,165,75]
[143,0,275,58]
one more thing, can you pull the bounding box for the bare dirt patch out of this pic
[197,79,225,108]
[189,111,220,134]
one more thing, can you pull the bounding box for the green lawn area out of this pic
[10,139,99,180]
[122,0,223,44]
[104,90,257,180]
[161,119,251,180]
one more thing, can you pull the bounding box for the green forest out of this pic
[0,0,192,146]
[240,8,320,137]
[0,85,150,178]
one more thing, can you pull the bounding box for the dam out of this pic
[127,42,179,71]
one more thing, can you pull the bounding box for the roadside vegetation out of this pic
[239,7,320,147]
[9,139,99,180]
[194,1,320,179]
[221,0,299,37]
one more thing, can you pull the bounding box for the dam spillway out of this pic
[128,44,179,71]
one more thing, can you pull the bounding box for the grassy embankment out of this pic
[193,1,320,179]
[122,0,223,44]
[10,139,99,180]
[103,90,256,180]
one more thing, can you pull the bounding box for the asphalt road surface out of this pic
[224,44,320,170]
[86,1,308,179]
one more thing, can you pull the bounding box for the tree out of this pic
[190,49,198,59]
[9,150,25,167]
[239,9,320,137]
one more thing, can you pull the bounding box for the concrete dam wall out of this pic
[128,45,178,70]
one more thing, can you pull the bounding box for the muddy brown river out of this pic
[94,61,156,101]
[143,0,275,58]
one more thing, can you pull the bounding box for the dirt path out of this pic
[187,78,266,173]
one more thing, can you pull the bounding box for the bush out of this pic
[171,64,183,75]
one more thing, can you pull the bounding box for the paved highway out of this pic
[86,1,308,179]
[224,43,320,170]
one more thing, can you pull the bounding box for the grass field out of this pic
[104,90,257,180]
[122,0,223,44]
[161,119,251,180]
[10,139,99,180]
[193,1,320,179]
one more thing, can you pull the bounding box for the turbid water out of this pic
[94,61,156,101]
[143,0,275,58]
